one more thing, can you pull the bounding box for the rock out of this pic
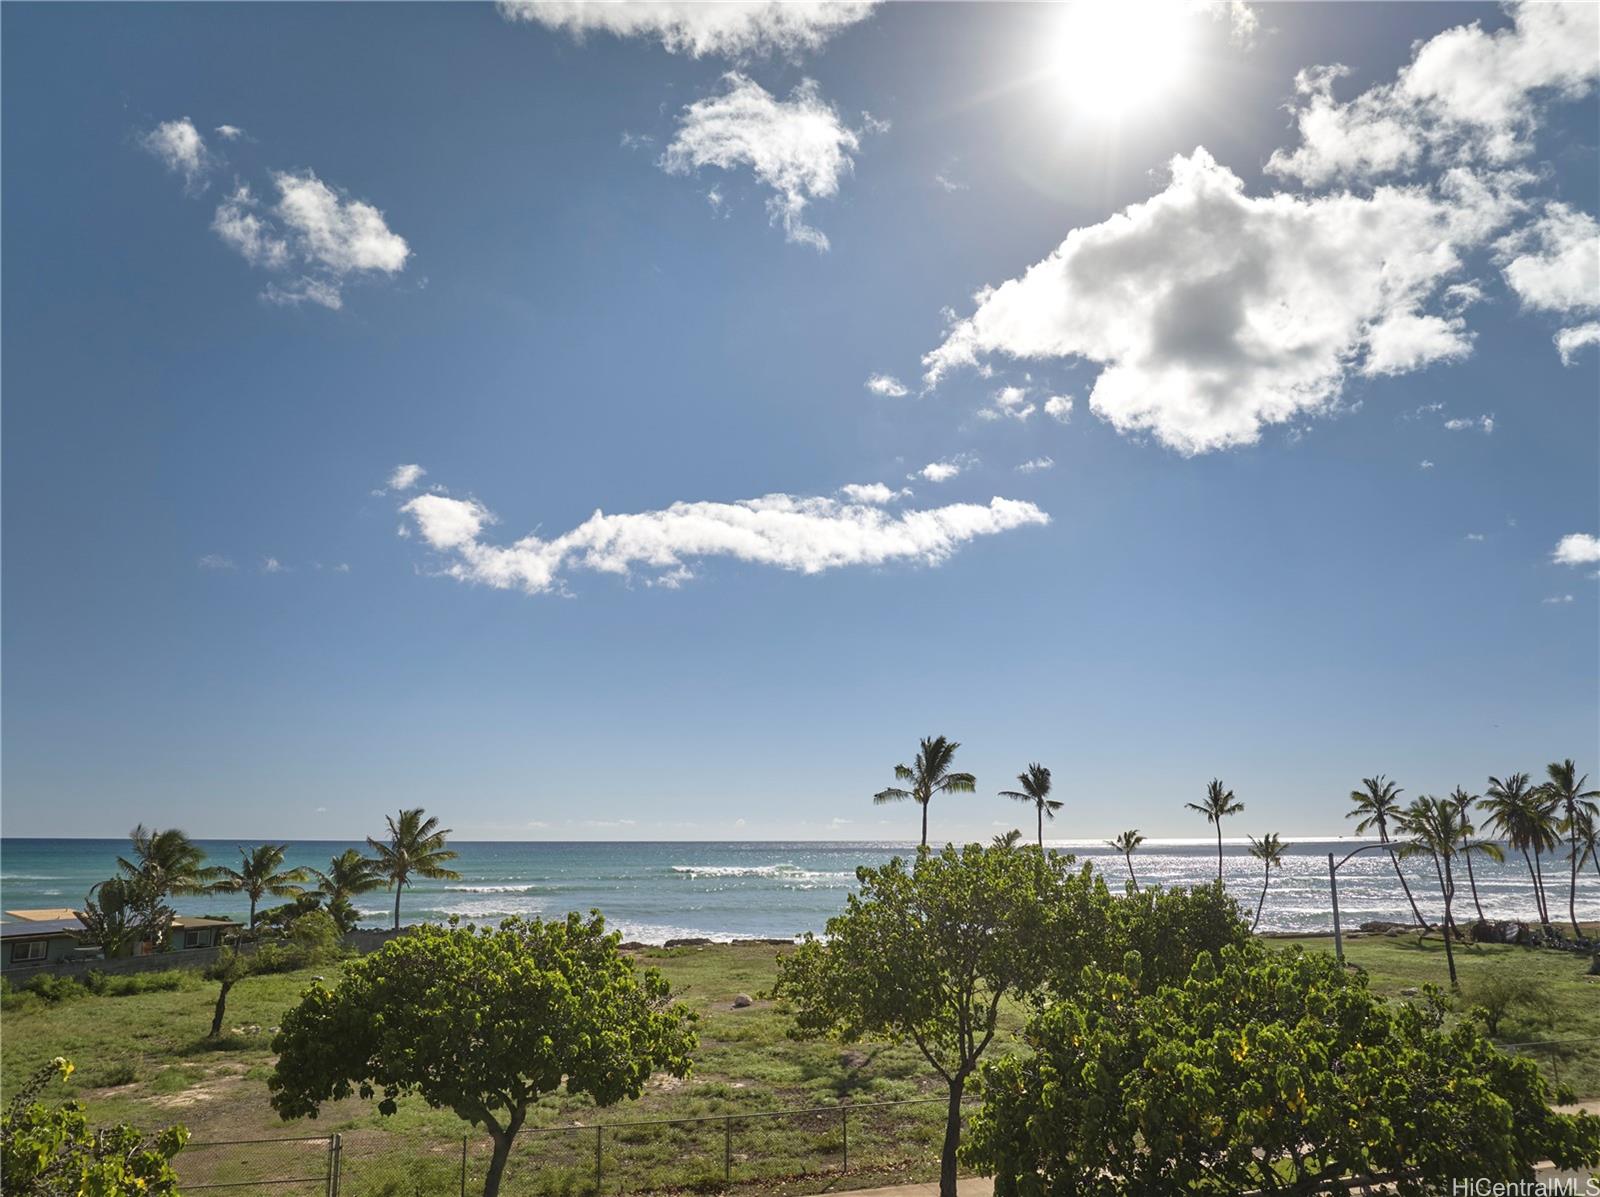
[663,937,714,949]
[1399,987,1419,997]
[732,993,753,1008]
[1359,920,1416,934]
[618,942,647,951]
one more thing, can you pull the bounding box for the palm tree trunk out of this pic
[393,882,402,932]
[1462,849,1485,924]
[1568,813,1581,938]
[1533,851,1552,928]
[1520,846,1544,924]
[1382,830,1430,929]
[1440,860,1458,988]
[249,896,258,930]
[1037,806,1043,850]
[1253,865,1269,932]
[920,801,928,851]
[1125,853,1139,893]
[1215,825,1223,885]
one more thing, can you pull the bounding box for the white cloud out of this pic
[1043,395,1074,424]
[211,171,409,310]
[141,118,209,188]
[214,124,245,141]
[1015,456,1055,474]
[979,385,1035,422]
[1465,532,1486,541]
[497,0,876,58]
[261,557,286,574]
[1498,203,1600,315]
[924,150,1509,454]
[1419,460,1435,470]
[1443,414,1495,433]
[839,482,908,504]
[661,74,868,250]
[399,484,1047,595]
[1556,322,1600,366]
[387,463,427,492]
[865,373,910,398]
[1543,594,1575,605]
[197,554,236,571]
[1552,533,1600,566]
[917,459,965,483]
[1268,2,1600,187]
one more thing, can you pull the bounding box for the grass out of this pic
[3,935,1595,1195]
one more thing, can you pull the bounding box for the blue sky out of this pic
[3,1,1596,843]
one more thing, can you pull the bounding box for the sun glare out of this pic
[1052,3,1195,122]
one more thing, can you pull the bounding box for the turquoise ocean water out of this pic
[2,838,1596,941]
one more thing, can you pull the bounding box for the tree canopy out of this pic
[269,913,696,1197]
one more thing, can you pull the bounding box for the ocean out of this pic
[2,837,1596,942]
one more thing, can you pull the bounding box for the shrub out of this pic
[1465,970,1559,1038]
[964,942,1600,1195]
[0,1057,187,1195]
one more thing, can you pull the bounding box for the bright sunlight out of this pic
[1052,3,1196,121]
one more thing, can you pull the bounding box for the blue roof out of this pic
[0,918,83,939]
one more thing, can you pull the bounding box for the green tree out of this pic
[998,763,1061,850]
[215,844,312,930]
[0,1058,188,1196]
[1184,778,1242,884]
[1449,786,1490,924]
[1482,772,1562,929]
[1574,806,1600,882]
[117,824,221,897]
[1246,832,1285,933]
[964,944,1600,1194]
[1400,796,1500,988]
[1346,775,1430,929]
[1106,829,1143,892]
[990,828,1024,850]
[205,946,252,1038]
[270,913,695,1197]
[79,874,174,958]
[1541,759,1600,938]
[773,843,1101,1197]
[873,736,976,850]
[366,808,462,931]
[309,849,385,932]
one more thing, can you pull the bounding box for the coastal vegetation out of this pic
[1184,778,1244,882]
[364,807,462,930]
[871,736,976,850]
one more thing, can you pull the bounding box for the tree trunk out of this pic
[1215,825,1223,885]
[1533,851,1552,929]
[393,881,403,932]
[1382,829,1430,929]
[1037,806,1043,850]
[249,896,258,930]
[1125,853,1139,893]
[1569,819,1581,938]
[480,1106,525,1197]
[1441,861,1458,989]
[1253,866,1269,932]
[920,802,928,850]
[210,978,234,1038]
[938,1073,966,1197]
[1462,849,1485,923]
[1521,847,1545,925]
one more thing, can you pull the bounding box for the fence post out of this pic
[328,1133,341,1197]
[461,1133,467,1197]
[841,1107,848,1173]
[724,1115,732,1184]
[595,1124,603,1194]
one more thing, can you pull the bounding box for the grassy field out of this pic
[2,934,1596,1195]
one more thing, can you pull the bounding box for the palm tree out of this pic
[1541,759,1600,938]
[215,844,312,930]
[117,825,222,897]
[1346,776,1430,929]
[990,829,1024,850]
[1246,833,1286,933]
[1184,779,1243,884]
[873,736,977,850]
[367,808,462,931]
[1399,796,1500,988]
[1449,786,1489,925]
[998,763,1062,850]
[310,849,386,932]
[1572,807,1600,882]
[1482,772,1561,929]
[1107,829,1144,892]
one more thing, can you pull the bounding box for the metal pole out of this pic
[724,1116,732,1184]
[1329,852,1343,965]
[329,1133,341,1197]
[461,1134,467,1197]
[841,1107,848,1173]
[595,1125,603,1194]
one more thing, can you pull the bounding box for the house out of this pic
[168,917,239,950]
[1,918,86,972]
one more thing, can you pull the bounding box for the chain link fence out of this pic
[174,1095,970,1197]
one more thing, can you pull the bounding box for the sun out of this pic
[1051,3,1196,122]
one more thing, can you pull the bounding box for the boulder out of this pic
[731,993,753,1009]
[663,937,714,949]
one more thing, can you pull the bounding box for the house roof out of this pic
[171,917,241,929]
[4,907,82,922]
[0,918,83,940]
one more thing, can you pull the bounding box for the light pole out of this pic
[1328,842,1406,965]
